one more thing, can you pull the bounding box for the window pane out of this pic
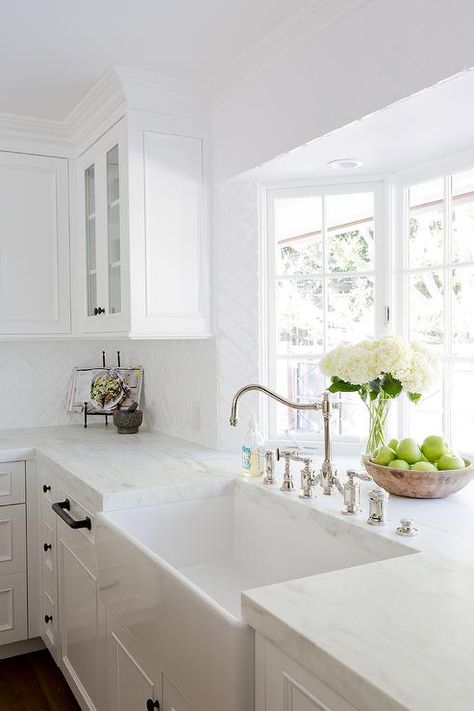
[451,362,474,453]
[275,359,325,433]
[326,193,375,272]
[274,197,322,275]
[408,178,444,268]
[408,271,444,350]
[452,168,474,263]
[452,268,474,356]
[276,278,323,355]
[327,276,375,348]
[407,387,443,442]
[84,164,97,317]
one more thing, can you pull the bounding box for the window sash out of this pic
[263,180,388,443]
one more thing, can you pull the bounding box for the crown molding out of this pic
[0,65,211,151]
[65,66,126,146]
[208,0,375,105]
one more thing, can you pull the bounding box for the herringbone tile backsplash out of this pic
[0,338,217,448]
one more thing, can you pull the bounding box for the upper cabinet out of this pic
[0,151,70,335]
[75,113,211,339]
[77,122,129,334]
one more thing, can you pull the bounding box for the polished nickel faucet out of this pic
[229,384,341,495]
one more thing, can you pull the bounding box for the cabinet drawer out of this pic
[0,504,26,575]
[0,572,27,646]
[0,462,25,506]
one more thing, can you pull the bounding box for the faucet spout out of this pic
[229,383,323,427]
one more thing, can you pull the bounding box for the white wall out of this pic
[214,181,261,450]
[212,0,474,181]
[0,339,217,448]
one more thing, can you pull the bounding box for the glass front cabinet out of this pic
[77,121,128,334]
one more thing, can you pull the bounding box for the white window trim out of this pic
[260,177,389,450]
[391,147,474,453]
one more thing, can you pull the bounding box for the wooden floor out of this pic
[0,650,80,710]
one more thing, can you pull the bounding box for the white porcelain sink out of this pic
[97,478,415,711]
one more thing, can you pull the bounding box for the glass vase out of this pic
[364,395,391,459]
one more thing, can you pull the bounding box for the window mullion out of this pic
[322,196,328,355]
[443,176,453,442]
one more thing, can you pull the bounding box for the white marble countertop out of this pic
[242,459,474,711]
[0,424,239,510]
[0,424,473,710]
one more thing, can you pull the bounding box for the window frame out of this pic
[261,178,389,449]
[392,149,474,453]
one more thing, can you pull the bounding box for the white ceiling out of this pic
[243,70,474,180]
[0,0,310,120]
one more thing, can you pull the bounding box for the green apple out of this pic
[411,461,438,472]
[372,445,397,466]
[421,435,449,463]
[388,459,410,470]
[437,454,466,470]
[397,438,423,465]
[387,438,399,452]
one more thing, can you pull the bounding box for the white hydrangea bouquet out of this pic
[320,335,439,457]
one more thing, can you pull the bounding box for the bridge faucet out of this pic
[229,384,341,494]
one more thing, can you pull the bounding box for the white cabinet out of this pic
[0,151,70,335]
[56,491,105,711]
[256,634,358,711]
[77,122,129,335]
[0,462,27,647]
[75,113,210,339]
[106,607,196,711]
[107,609,161,711]
[39,466,106,710]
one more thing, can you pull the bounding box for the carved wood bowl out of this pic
[362,456,474,498]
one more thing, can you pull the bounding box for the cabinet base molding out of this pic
[0,636,45,660]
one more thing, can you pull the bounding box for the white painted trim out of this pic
[262,178,386,443]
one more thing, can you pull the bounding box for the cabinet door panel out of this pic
[0,504,26,575]
[58,519,103,710]
[0,461,25,505]
[0,572,27,645]
[107,610,161,711]
[259,636,357,711]
[0,152,70,334]
[162,674,195,711]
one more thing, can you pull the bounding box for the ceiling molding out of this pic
[208,0,375,105]
[65,66,126,146]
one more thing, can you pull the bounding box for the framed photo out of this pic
[67,366,143,414]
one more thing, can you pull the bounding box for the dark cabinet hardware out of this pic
[146,700,160,710]
[93,306,105,315]
[52,499,92,530]
[42,484,51,493]
[43,543,52,552]
[44,615,53,624]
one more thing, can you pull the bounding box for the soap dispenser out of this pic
[241,415,265,477]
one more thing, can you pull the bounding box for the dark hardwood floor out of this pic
[0,650,80,710]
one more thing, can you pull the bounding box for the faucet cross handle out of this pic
[299,458,316,499]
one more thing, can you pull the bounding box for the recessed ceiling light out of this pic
[327,158,364,169]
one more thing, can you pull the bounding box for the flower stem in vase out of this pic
[365,395,390,459]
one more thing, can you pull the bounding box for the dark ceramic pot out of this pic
[113,409,143,434]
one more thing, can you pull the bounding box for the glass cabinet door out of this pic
[84,164,97,316]
[106,144,121,315]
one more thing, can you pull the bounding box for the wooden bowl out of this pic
[362,456,474,498]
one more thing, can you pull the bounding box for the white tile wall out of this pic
[214,180,261,450]
[0,180,260,452]
[0,338,217,448]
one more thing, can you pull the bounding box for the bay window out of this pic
[264,166,474,454]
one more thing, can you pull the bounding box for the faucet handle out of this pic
[347,469,372,482]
